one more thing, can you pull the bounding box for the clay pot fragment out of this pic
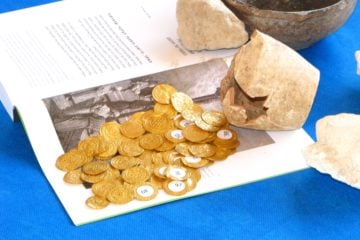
[221,30,320,130]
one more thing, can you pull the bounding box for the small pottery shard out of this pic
[176,0,249,50]
[221,30,320,130]
[303,113,360,189]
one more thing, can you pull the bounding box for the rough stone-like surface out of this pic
[356,50,360,75]
[303,113,360,189]
[220,30,320,130]
[176,0,248,50]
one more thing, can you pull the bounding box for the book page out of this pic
[16,59,313,225]
[0,0,237,119]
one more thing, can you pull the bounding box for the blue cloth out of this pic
[0,1,360,239]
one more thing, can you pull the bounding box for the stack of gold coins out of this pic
[55,83,240,209]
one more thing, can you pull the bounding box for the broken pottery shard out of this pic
[356,50,360,75]
[303,113,360,189]
[220,30,320,130]
[176,0,249,50]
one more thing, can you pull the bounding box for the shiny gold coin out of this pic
[119,120,145,139]
[213,129,240,149]
[77,136,107,157]
[103,167,122,180]
[118,139,144,157]
[92,178,122,198]
[99,121,122,142]
[95,141,118,160]
[195,118,220,132]
[171,92,193,113]
[55,149,92,172]
[186,175,198,192]
[174,116,194,130]
[150,175,165,190]
[80,171,107,183]
[154,103,177,119]
[207,147,234,161]
[162,151,182,165]
[122,166,150,184]
[152,84,177,104]
[138,150,154,167]
[107,185,133,204]
[134,182,158,201]
[139,133,164,150]
[86,195,109,209]
[111,155,140,170]
[153,164,168,178]
[63,169,83,184]
[142,112,173,134]
[165,129,186,143]
[151,152,164,165]
[129,111,146,123]
[163,179,188,196]
[82,161,109,175]
[187,168,202,182]
[201,111,227,127]
[182,124,210,143]
[188,143,217,158]
[165,165,189,181]
[155,138,176,152]
[174,142,192,156]
[181,108,202,122]
[181,156,209,168]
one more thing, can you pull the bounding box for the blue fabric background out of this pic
[0,1,360,239]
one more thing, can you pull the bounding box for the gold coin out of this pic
[107,185,133,204]
[165,129,186,143]
[171,92,193,113]
[186,175,198,192]
[174,116,194,130]
[162,151,182,165]
[142,112,173,134]
[77,136,107,157]
[95,141,118,160]
[182,124,210,143]
[63,169,83,184]
[165,165,189,181]
[119,139,144,157]
[152,84,177,104]
[139,133,164,150]
[80,171,107,183]
[195,118,220,132]
[181,156,209,168]
[213,129,240,149]
[155,138,176,152]
[55,149,92,172]
[181,108,202,122]
[174,142,192,156]
[187,168,202,182]
[119,120,145,139]
[163,180,188,196]
[150,175,165,189]
[138,150,154,167]
[154,103,177,119]
[201,111,227,127]
[103,166,121,180]
[86,195,109,209]
[82,161,109,175]
[188,143,217,158]
[122,166,150,184]
[92,179,122,198]
[134,182,158,201]
[111,155,140,170]
[207,147,234,161]
[99,121,122,142]
[129,111,146,123]
[151,152,164,165]
[153,164,168,178]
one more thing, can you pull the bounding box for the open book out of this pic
[0,0,313,225]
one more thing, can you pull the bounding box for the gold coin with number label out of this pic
[134,182,158,201]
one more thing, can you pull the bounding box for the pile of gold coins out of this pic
[56,84,240,209]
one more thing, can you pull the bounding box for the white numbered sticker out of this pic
[180,119,193,128]
[168,167,187,179]
[170,129,184,140]
[217,129,233,140]
[168,180,186,192]
[136,185,155,198]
